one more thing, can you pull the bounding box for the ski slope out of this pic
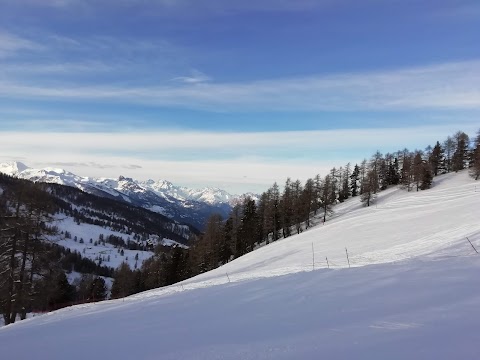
[1,171,480,359]
[180,171,480,286]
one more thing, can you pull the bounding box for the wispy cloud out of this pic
[1,124,478,192]
[0,31,44,58]
[0,30,189,82]
[1,60,479,111]
[171,69,211,84]
[45,161,141,170]
[3,125,478,153]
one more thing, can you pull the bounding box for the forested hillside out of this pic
[97,129,480,302]
[0,174,199,325]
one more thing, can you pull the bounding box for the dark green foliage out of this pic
[110,262,136,299]
[470,129,480,180]
[350,164,360,197]
[452,131,469,172]
[429,141,444,176]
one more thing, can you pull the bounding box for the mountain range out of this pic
[0,161,255,230]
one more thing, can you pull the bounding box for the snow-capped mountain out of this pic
[0,161,253,229]
[140,178,235,205]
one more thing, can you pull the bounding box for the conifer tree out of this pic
[302,178,315,228]
[319,175,335,223]
[429,141,444,176]
[469,129,480,180]
[452,131,469,172]
[292,180,304,234]
[443,136,455,172]
[111,262,135,299]
[361,170,376,207]
[350,164,360,197]
[338,163,351,201]
[280,178,294,238]
[239,198,259,253]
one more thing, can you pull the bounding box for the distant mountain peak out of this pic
[118,175,135,182]
[0,161,30,174]
[0,161,256,229]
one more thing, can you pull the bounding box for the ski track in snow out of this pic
[1,171,480,359]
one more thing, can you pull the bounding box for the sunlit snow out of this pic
[1,171,479,359]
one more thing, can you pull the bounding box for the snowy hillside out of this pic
[0,161,249,229]
[1,171,479,359]
[54,216,186,270]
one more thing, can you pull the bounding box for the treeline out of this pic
[108,129,480,298]
[0,173,199,325]
[187,129,480,271]
[48,182,199,245]
[0,175,121,324]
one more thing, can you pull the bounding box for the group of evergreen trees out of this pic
[0,176,59,324]
[0,176,114,324]
[108,129,480,298]
[3,129,480,321]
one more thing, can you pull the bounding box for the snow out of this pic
[0,161,29,175]
[161,238,189,249]
[66,271,114,296]
[54,216,155,269]
[0,161,241,206]
[1,171,480,359]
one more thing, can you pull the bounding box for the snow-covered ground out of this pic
[1,171,479,359]
[53,216,187,269]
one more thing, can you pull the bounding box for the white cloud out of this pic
[0,32,44,58]
[1,124,478,193]
[1,60,479,111]
[171,69,211,84]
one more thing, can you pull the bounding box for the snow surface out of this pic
[53,216,187,269]
[1,171,480,359]
[54,216,154,269]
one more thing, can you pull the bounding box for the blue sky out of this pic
[1,0,479,193]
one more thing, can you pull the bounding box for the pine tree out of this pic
[469,129,480,180]
[413,151,424,191]
[292,180,303,234]
[400,151,414,191]
[239,197,259,253]
[443,136,455,172]
[369,151,383,193]
[302,178,315,228]
[452,131,469,172]
[429,141,444,176]
[350,164,360,197]
[338,163,351,201]
[361,170,376,207]
[319,175,335,223]
[111,262,135,299]
[280,178,294,238]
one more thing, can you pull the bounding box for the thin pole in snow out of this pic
[312,242,315,270]
[345,247,351,268]
[326,256,329,269]
[226,272,231,283]
[466,237,479,254]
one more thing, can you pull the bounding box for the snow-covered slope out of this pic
[0,161,247,229]
[53,216,186,270]
[1,171,479,359]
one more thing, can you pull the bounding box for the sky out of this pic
[0,0,479,193]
